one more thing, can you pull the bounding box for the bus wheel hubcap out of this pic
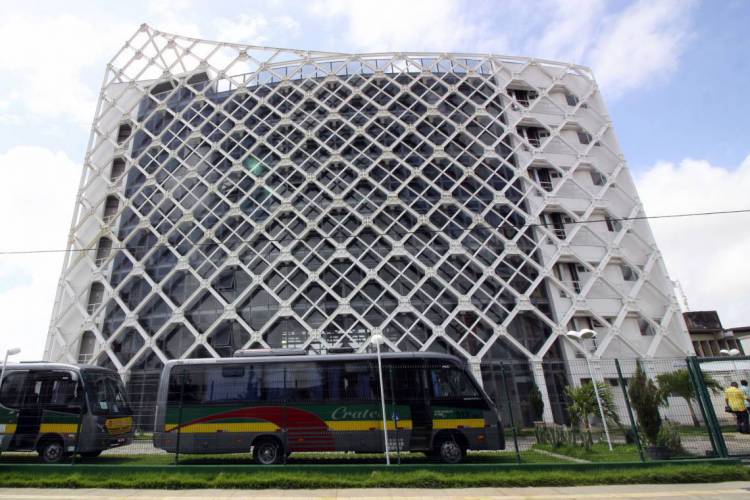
[440,441,460,462]
[46,444,62,461]
[259,444,277,463]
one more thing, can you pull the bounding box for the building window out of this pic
[590,169,606,186]
[577,130,593,145]
[541,212,572,240]
[95,237,113,266]
[517,126,549,148]
[639,318,656,336]
[110,158,126,182]
[565,93,579,106]
[87,282,105,315]
[531,167,560,192]
[103,196,119,223]
[78,331,96,363]
[621,264,637,282]
[508,88,538,108]
[605,215,622,233]
[116,123,132,144]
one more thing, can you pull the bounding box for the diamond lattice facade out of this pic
[45,25,693,425]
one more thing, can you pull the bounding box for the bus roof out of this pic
[164,351,464,369]
[0,362,118,374]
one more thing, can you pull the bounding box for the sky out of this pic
[0,0,749,359]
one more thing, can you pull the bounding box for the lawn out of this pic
[0,463,745,489]
[532,443,642,462]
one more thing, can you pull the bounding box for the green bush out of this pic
[656,421,685,455]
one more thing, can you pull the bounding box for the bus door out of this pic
[0,370,26,451]
[14,370,81,450]
[386,360,431,451]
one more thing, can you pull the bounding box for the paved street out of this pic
[0,482,749,499]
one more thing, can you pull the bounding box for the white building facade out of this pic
[45,25,693,426]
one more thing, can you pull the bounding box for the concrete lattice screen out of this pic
[45,25,692,425]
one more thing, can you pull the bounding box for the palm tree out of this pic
[565,381,620,448]
[656,369,721,427]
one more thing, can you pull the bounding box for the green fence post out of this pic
[174,370,185,465]
[687,356,727,458]
[499,363,521,464]
[614,358,644,462]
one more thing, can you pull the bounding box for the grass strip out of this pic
[0,463,746,489]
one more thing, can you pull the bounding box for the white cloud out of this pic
[0,14,132,127]
[589,0,695,97]
[309,0,507,53]
[0,146,80,359]
[636,155,750,329]
[214,14,300,45]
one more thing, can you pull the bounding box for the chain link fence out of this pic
[0,356,747,465]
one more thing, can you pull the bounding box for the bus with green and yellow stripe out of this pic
[153,351,503,463]
[0,363,134,463]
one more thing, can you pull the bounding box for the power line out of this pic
[0,207,748,256]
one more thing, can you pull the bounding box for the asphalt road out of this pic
[0,482,749,499]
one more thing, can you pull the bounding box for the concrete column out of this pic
[531,360,555,424]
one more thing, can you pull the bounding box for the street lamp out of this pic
[720,348,743,384]
[565,329,613,451]
[370,333,390,465]
[0,347,22,392]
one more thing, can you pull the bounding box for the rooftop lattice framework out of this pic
[45,24,692,423]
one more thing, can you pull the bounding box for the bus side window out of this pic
[430,366,481,399]
[47,375,82,410]
[385,362,422,402]
[286,363,324,402]
[260,364,287,402]
[0,372,27,408]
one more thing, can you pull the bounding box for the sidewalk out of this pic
[0,482,749,499]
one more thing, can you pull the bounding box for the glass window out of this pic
[326,362,375,400]
[286,362,325,401]
[429,365,481,399]
[82,371,131,415]
[0,371,27,408]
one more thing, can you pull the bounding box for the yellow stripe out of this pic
[326,420,413,431]
[0,424,17,434]
[433,418,485,429]
[165,422,280,433]
[39,424,78,433]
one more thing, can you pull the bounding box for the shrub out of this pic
[656,421,685,455]
[628,362,662,446]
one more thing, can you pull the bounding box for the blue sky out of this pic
[1,0,749,357]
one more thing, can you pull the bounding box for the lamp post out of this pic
[0,347,22,392]
[370,333,390,465]
[565,329,613,451]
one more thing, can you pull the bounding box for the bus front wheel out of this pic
[38,439,66,464]
[252,438,283,465]
[435,435,465,464]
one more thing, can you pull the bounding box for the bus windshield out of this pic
[83,371,131,416]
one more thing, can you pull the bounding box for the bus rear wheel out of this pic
[38,439,66,464]
[253,438,283,465]
[435,436,465,464]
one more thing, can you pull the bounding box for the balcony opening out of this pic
[507,87,538,108]
[78,331,96,364]
[590,168,607,186]
[116,123,132,144]
[604,214,622,233]
[638,317,656,336]
[95,237,113,266]
[103,196,119,223]
[577,129,600,146]
[110,158,126,182]
[87,282,105,315]
[541,212,572,240]
[517,126,549,148]
[554,262,581,293]
[621,264,638,282]
[530,167,560,192]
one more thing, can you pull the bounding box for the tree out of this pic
[628,362,662,446]
[656,368,721,427]
[529,383,545,422]
[565,381,620,449]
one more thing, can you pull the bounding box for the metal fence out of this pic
[0,356,748,465]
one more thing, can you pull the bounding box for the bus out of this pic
[153,351,503,464]
[0,363,134,463]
